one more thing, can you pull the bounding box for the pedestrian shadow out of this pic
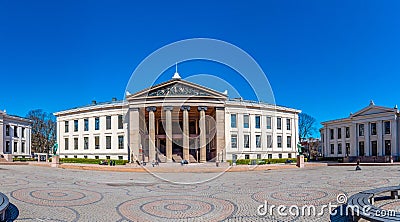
[4,203,19,222]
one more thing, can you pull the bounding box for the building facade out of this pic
[0,110,32,158]
[320,101,400,162]
[54,77,300,162]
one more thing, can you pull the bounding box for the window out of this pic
[5,141,10,152]
[255,116,261,129]
[118,135,124,149]
[231,114,237,128]
[95,136,100,149]
[95,156,99,159]
[231,135,237,148]
[267,135,272,148]
[257,154,261,159]
[256,135,261,148]
[106,136,111,149]
[74,138,78,150]
[245,154,250,159]
[84,155,88,159]
[337,128,342,139]
[288,153,292,158]
[65,121,69,133]
[74,120,78,132]
[385,140,391,156]
[359,124,364,136]
[287,136,292,148]
[74,155,77,158]
[65,155,68,158]
[277,117,282,130]
[21,142,25,153]
[286,118,291,130]
[84,119,89,131]
[345,127,350,138]
[359,141,365,156]
[384,121,391,134]
[65,138,69,150]
[22,128,25,138]
[371,123,377,135]
[106,156,110,159]
[106,116,112,130]
[268,154,272,159]
[118,156,123,160]
[5,125,10,136]
[277,136,282,148]
[95,117,100,130]
[346,143,350,156]
[84,137,89,150]
[244,135,250,148]
[243,115,249,128]
[14,126,18,137]
[330,144,334,154]
[278,153,282,159]
[371,141,378,156]
[330,129,334,140]
[266,117,272,129]
[118,115,123,129]
[338,143,342,154]
[14,142,18,152]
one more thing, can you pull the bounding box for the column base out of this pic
[52,156,60,168]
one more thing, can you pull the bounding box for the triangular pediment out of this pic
[351,105,396,118]
[126,79,228,100]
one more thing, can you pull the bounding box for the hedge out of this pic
[59,158,128,165]
[13,157,36,162]
[228,158,308,165]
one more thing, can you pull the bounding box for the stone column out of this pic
[198,106,208,163]
[215,107,225,162]
[129,108,140,163]
[147,106,157,162]
[0,116,3,154]
[164,106,173,162]
[181,106,190,161]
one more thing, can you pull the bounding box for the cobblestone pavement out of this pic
[0,165,399,221]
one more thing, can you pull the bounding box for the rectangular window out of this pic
[256,135,261,148]
[14,126,18,137]
[268,154,272,159]
[286,118,291,130]
[65,121,69,133]
[84,137,89,150]
[287,136,292,148]
[106,136,111,149]
[118,135,124,149]
[118,115,123,129]
[371,141,378,156]
[288,153,292,158]
[385,140,391,156]
[5,141,10,152]
[337,128,342,139]
[106,116,112,130]
[243,115,249,128]
[14,142,18,152]
[330,129,334,140]
[231,114,237,128]
[257,154,261,159]
[95,117,100,130]
[84,155,88,159]
[245,154,250,159]
[231,135,237,148]
[371,123,377,135]
[65,138,69,150]
[95,156,99,159]
[345,127,350,138]
[338,143,342,154]
[277,136,282,148]
[330,144,334,154]
[244,135,250,148]
[21,142,25,153]
[74,155,77,158]
[74,120,78,132]
[277,117,282,130]
[266,117,272,129]
[267,135,272,148]
[106,156,110,160]
[5,125,10,136]
[118,156,123,160]
[95,136,100,149]
[359,124,364,136]
[84,119,89,131]
[384,121,391,134]
[255,115,261,129]
[74,138,78,150]
[346,143,350,156]
[278,153,282,159]
[22,127,25,138]
[359,141,365,156]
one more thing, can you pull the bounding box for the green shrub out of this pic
[60,158,128,165]
[13,157,36,162]
[232,158,303,165]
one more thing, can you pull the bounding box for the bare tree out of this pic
[27,110,57,154]
[298,113,316,141]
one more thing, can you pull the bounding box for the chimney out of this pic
[92,100,97,105]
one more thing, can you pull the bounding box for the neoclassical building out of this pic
[54,75,300,163]
[320,101,400,162]
[0,110,32,159]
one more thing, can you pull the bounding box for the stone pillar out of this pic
[181,106,190,162]
[215,107,225,162]
[0,116,3,154]
[198,106,207,163]
[129,108,140,163]
[164,106,173,162]
[147,106,157,162]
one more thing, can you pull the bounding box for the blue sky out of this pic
[1,0,400,134]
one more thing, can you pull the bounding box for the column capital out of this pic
[163,106,173,111]
[198,106,208,111]
[181,106,190,111]
[146,106,157,112]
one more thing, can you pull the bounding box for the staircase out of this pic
[189,154,197,163]
[157,153,167,163]
[0,158,7,163]
[172,154,182,163]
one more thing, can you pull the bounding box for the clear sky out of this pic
[1,0,400,134]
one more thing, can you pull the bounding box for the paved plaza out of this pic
[0,165,400,221]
